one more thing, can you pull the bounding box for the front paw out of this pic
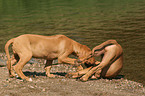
[46,74,56,78]
[65,73,73,78]
[90,75,97,79]
[79,77,88,82]
[65,73,79,79]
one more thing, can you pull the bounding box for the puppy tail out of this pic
[5,38,14,76]
[92,39,118,53]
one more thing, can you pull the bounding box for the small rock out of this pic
[29,85,34,88]
[42,88,45,91]
[4,84,8,87]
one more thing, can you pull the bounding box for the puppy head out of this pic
[83,56,95,65]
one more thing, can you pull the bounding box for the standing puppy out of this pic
[5,34,95,81]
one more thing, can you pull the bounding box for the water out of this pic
[0,0,145,85]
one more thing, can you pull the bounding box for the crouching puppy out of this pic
[67,40,123,82]
[5,34,95,81]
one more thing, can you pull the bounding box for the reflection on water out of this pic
[0,0,145,85]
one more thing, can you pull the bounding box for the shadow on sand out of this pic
[0,65,6,67]
[23,71,67,78]
[23,71,124,81]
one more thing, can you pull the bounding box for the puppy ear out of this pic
[92,48,98,54]
[94,48,102,52]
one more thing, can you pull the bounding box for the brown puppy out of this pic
[5,34,95,81]
[67,40,123,81]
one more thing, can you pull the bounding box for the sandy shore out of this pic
[0,53,144,96]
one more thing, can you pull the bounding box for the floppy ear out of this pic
[92,48,98,55]
[92,47,97,53]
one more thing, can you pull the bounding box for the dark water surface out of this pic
[0,0,145,85]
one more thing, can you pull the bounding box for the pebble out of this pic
[4,95,9,96]
[42,88,45,91]
[61,79,66,82]
[3,84,8,87]
[29,85,34,88]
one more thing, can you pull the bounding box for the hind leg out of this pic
[45,60,56,78]
[7,54,19,77]
[8,55,17,77]
[13,52,32,81]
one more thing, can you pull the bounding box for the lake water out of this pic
[0,0,145,85]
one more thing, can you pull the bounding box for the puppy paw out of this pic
[65,73,79,79]
[65,73,72,78]
[46,74,56,78]
[79,77,88,82]
[90,75,97,79]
